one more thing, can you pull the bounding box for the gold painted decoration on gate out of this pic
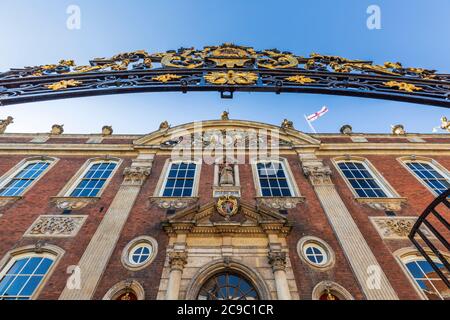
[257,50,299,69]
[383,81,423,92]
[204,70,258,85]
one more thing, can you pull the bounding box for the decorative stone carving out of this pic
[51,124,64,135]
[150,197,199,210]
[281,119,294,129]
[268,251,287,271]
[255,197,305,210]
[391,124,405,135]
[355,197,407,211]
[24,215,87,237]
[34,240,46,253]
[221,111,229,120]
[168,251,187,271]
[370,216,433,239]
[102,125,113,136]
[340,124,353,135]
[302,164,333,186]
[216,196,239,220]
[213,186,241,198]
[441,116,450,132]
[52,197,98,211]
[123,166,151,185]
[0,116,13,134]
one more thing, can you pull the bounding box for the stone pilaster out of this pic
[299,154,398,300]
[268,251,291,300]
[59,154,154,300]
[165,251,187,300]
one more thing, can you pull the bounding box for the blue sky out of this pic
[0,0,449,134]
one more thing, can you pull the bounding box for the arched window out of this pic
[254,159,296,197]
[335,160,393,198]
[402,159,450,196]
[312,281,354,300]
[0,253,55,300]
[197,272,259,300]
[161,161,198,197]
[0,157,56,197]
[403,257,449,300]
[102,280,145,300]
[69,160,119,197]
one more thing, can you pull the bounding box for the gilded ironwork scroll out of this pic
[0,43,449,107]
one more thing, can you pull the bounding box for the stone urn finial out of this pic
[281,119,294,129]
[0,116,13,134]
[340,124,353,135]
[221,110,229,120]
[159,120,169,130]
[51,124,64,135]
[391,124,405,135]
[102,125,113,136]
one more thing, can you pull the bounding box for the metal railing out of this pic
[409,188,450,288]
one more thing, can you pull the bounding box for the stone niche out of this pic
[157,200,299,300]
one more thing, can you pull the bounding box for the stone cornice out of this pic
[0,196,22,209]
[355,197,407,212]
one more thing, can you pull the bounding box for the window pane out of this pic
[407,161,450,195]
[162,163,196,197]
[70,162,116,198]
[257,162,292,197]
[338,161,388,198]
[0,161,50,196]
[19,276,43,296]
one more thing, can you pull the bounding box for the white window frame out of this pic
[154,158,202,197]
[57,157,122,198]
[0,156,58,197]
[0,244,64,300]
[394,248,450,300]
[398,156,450,197]
[332,156,400,199]
[121,236,158,271]
[297,236,335,270]
[251,157,300,197]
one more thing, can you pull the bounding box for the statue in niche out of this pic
[219,163,234,186]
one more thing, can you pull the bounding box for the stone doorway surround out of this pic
[156,201,299,300]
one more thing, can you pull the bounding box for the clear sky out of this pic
[0,0,449,134]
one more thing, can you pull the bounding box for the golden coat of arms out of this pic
[216,196,239,220]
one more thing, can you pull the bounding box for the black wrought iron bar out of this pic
[422,219,450,251]
[410,236,450,289]
[430,208,450,230]
[415,228,450,272]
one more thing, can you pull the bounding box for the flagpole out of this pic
[304,114,317,133]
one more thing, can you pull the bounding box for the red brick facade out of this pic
[0,123,448,300]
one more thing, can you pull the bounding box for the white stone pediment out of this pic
[134,120,320,147]
[162,201,292,236]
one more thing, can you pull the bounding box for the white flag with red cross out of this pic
[306,106,329,122]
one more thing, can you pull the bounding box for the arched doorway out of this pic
[197,272,259,300]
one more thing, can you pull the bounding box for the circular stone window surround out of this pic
[297,236,335,270]
[121,236,158,271]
